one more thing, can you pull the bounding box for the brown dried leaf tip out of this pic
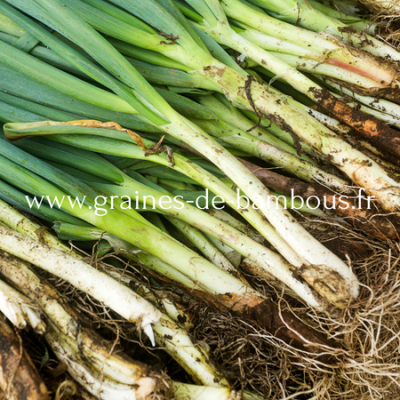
[66,120,169,157]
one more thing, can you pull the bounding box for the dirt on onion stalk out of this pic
[240,158,400,241]
[10,218,400,400]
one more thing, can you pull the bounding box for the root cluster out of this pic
[17,221,400,400]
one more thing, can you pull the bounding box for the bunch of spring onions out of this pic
[0,125,340,361]
[0,198,255,399]
[0,199,259,399]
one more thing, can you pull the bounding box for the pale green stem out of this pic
[325,79,400,120]
[0,198,80,257]
[193,117,348,190]
[166,216,239,275]
[269,52,385,89]
[197,94,317,164]
[221,0,396,83]
[249,0,400,61]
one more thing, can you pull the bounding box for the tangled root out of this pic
[16,219,400,400]
[190,218,400,399]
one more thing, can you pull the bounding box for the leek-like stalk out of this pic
[247,0,400,60]
[267,52,385,89]
[13,132,331,305]
[185,0,400,156]
[46,138,327,302]
[0,225,161,340]
[197,94,316,163]
[4,125,311,288]
[330,92,400,129]
[192,117,348,189]
[202,0,397,87]
[271,191,323,217]
[45,323,156,400]
[3,124,350,305]
[138,285,231,388]
[0,0,363,305]
[207,209,263,242]
[0,248,159,387]
[53,222,210,291]
[324,79,400,121]
[166,216,241,277]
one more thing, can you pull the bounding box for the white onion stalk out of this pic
[0,249,158,387]
[325,79,400,120]
[56,222,324,309]
[192,117,348,190]
[54,222,212,291]
[0,225,161,341]
[330,94,400,129]
[203,233,242,268]
[293,104,351,136]
[193,0,393,98]
[239,28,323,59]
[205,79,351,138]
[164,120,360,303]
[166,216,239,276]
[45,324,155,400]
[0,278,45,333]
[41,130,305,275]
[139,285,230,388]
[268,52,384,90]
[207,209,264,243]
[99,180,325,305]
[222,0,394,79]
[196,94,317,164]
[244,0,400,61]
